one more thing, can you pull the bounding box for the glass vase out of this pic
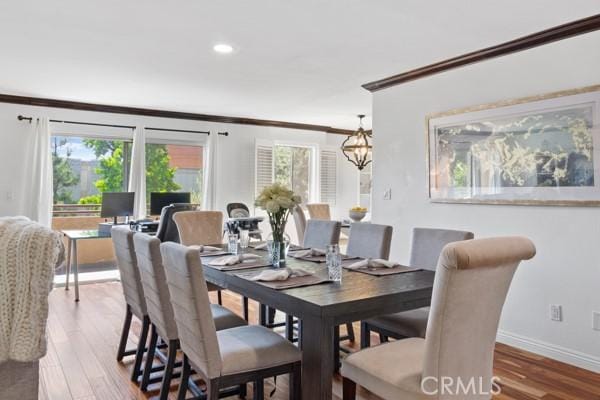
[267,232,290,267]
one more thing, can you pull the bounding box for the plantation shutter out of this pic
[255,139,274,196]
[319,148,337,205]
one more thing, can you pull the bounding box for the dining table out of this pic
[200,246,435,400]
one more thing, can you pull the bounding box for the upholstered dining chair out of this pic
[360,227,474,348]
[134,233,246,398]
[342,236,536,400]
[335,223,393,369]
[292,206,307,245]
[111,226,150,383]
[302,219,341,249]
[306,203,331,220]
[161,242,302,400]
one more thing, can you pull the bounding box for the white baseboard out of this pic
[497,330,600,373]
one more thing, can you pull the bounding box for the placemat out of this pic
[195,250,230,257]
[235,270,331,290]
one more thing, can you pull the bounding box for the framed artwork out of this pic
[427,85,600,206]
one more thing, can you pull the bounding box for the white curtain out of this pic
[202,132,218,210]
[29,118,53,227]
[128,127,146,220]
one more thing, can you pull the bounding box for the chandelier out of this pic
[341,114,372,170]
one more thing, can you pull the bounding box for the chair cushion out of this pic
[218,325,301,375]
[341,338,430,400]
[366,307,430,338]
[210,304,247,331]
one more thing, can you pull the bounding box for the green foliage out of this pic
[273,146,310,203]
[78,194,102,204]
[145,144,181,195]
[82,140,181,203]
[52,138,79,204]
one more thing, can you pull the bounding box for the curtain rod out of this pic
[16,115,227,135]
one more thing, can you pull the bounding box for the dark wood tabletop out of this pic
[201,247,435,400]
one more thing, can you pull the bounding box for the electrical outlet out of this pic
[593,311,600,331]
[550,305,562,322]
[383,188,392,200]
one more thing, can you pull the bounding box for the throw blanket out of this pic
[0,217,63,363]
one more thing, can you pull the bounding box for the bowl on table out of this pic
[349,209,367,222]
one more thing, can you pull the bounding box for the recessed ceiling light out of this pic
[213,44,234,54]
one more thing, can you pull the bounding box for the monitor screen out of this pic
[100,192,135,218]
[150,192,191,215]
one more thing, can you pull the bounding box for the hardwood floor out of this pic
[41,282,600,400]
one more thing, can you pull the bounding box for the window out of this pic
[273,145,312,203]
[51,135,132,214]
[145,142,204,210]
[255,140,337,206]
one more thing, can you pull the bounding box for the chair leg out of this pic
[117,305,133,361]
[289,362,302,400]
[217,290,223,305]
[285,315,295,342]
[259,303,267,326]
[131,315,150,382]
[345,322,355,342]
[177,356,191,400]
[253,379,264,400]
[159,340,178,400]
[342,377,356,400]
[242,296,249,321]
[297,320,303,350]
[140,325,158,391]
[360,321,371,349]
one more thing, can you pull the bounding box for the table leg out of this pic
[65,238,72,291]
[301,315,334,400]
[73,240,80,302]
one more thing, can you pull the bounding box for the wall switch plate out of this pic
[550,304,562,322]
[593,311,600,331]
[383,189,392,200]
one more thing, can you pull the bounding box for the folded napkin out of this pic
[249,267,312,282]
[290,248,326,258]
[253,242,268,250]
[209,253,260,266]
[345,258,400,270]
[189,245,222,253]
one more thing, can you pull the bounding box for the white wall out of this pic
[0,103,359,240]
[371,31,600,371]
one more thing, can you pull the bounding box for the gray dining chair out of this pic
[302,219,341,249]
[160,242,302,400]
[134,233,246,398]
[111,226,150,383]
[342,236,536,400]
[360,227,474,348]
[335,223,393,369]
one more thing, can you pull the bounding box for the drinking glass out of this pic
[228,233,239,255]
[326,244,342,282]
[239,229,250,252]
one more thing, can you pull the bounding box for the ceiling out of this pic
[0,1,598,130]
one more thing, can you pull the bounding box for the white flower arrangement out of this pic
[255,183,301,242]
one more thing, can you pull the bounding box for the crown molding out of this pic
[363,14,600,92]
[0,93,356,135]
